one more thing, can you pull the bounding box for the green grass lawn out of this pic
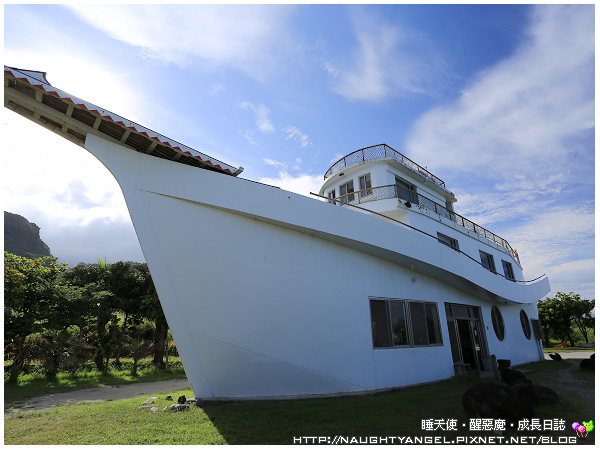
[543,347,595,353]
[4,360,595,445]
[4,359,186,409]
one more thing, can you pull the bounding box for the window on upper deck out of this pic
[327,189,336,204]
[479,251,496,273]
[437,233,459,251]
[501,260,515,281]
[395,176,418,204]
[339,180,355,202]
[358,173,372,198]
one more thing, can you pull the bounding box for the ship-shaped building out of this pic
[4,66,550,399]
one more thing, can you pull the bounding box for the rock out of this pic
[196,398,205,408]
[166,403,190,412]
[511,381,539,407]
[150,407,159,412]
[591,354,595,360]
[139,406,150,410]
[548,353,562,361]
[500,368,531,386]
[186,397,197,404]
[463,381,535,423]
[532,384,559,403]
[165,395,173,401]
[580,358,594,372]
[497,359,511,369]
[141,397,158,405]
[177,395,187,404]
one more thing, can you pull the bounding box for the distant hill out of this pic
[4,211,52,259]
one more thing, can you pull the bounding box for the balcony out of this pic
[324,144,446,188]
[331,184,518,260]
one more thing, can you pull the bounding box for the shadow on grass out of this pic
[201,362,595,445]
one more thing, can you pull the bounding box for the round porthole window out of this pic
[491,306,505,341]
[520,310,531,340]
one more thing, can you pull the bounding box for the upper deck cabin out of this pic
[318,144,523,282]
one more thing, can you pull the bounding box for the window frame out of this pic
[437,232,460,251]
[369,298,443,349]
[394,176,419,204]
[520,310,532,340]
[491,306,505,341]
[358,173,373,198]
[501,260,515,280]
[339,180,355,202]
[479,251,496,273]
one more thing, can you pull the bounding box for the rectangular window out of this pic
[339,180,355,202]
[327,189,336,204]
[370,299,442,348]
[358,173,372,198]
[390,301,408,346]
[370,299,392,348]
[395,176,418,204]
[501,260,515,280]
[437,232,459,251]
[479,251,496,273]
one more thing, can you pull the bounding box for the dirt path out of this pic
[537,359,595,412]
[5,378,191,415]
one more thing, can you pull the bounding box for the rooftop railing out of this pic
[332,184,518,260]
[324,144,446,188]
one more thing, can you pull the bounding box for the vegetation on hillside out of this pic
[4,211,52,260]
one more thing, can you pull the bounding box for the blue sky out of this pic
[3,4,595,300]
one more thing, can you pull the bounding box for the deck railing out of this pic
[324,144,446,188]
[332,184,518,259]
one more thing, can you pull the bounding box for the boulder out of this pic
[580,358,594,372]
[511,381,539,407]
[139,406,150,410]
[186,397,197,404]
[531,385,559,404]
[177,395,187,404]
[500,368,531,386]
[463,381,536,422]
[196,398,205,407]
[150,407,159,412]
[141,397,158,405]
[164,404,190,412]
[165,395,173,401]
[497,359,511,369]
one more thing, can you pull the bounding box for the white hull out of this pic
[84,134,548,399]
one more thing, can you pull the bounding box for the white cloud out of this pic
[406,4,594,177]
[66,5,296,80]
[259,171,323,198]
[263,158,288,169]
[402,5,594,299]
[283,126,311,148]
[322,61,339,78]
[209,83,226,96]
[239,102,275,134]
[3,112,144,265]
[333,8,447,101]
[240,129,258,146]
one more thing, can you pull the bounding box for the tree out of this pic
[135,263,169,369]
[538,292,595,347]
[4,252,67,381]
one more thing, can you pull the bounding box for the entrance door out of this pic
[445,303,488,372]
[457,319,477,370]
